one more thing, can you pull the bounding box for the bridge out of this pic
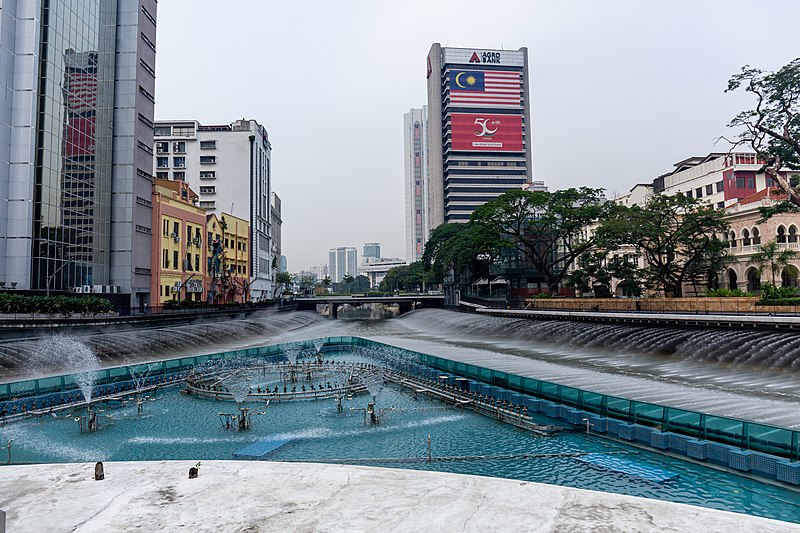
[295,295,444,319]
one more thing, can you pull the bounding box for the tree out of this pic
[602,194,729,297]
[472,188,611,293]
[422,223,468,284]
[275,271,293,290]
[321,276,332,290]
[566,251,613,297]
[749,239,798,286]
[726,59,800,213]
[379,262,426,293]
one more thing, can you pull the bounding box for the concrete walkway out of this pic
[0,461,797,532]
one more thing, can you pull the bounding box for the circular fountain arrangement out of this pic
[184,357,371,403]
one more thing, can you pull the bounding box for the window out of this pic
[200,140,216,150]
[790,225,798,243]
[156,157,169,168]
[706,184,714,195]
[156,141,169,154]
[695,187,703,198]
[173,141,186,154]
[729,231,737,248]
[187,225,192,243]
[686,190,693,198]
[736,176,746,188]
[200,171,216,179]
[173,250,179,270]
[767,176,779,187]
[747,176,756,188]
[173,156,186,168]
[154,126,171,136]
[173,171,185,181]
[199,186,216,194]
[200,156,216,164]
[225,238,229,248]
[742,229,751,246]
[752,228,761,245]
[717,202,725,209]
[156,171,168,180]
[162,249,169,268]
[173,221,179,236]
[778,225,787,243]
[716,181,724,193]
[195,254,200,272]
[185,254,193,271]
[243,242,247,252]
[199,201,216,209]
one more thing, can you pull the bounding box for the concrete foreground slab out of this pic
[0,461,797,532]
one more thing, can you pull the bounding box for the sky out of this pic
[154,0,800,272]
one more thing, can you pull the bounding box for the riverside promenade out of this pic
[1,461,797,532]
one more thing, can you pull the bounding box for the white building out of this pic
[309,264,328,281]
[360,257,408,289]
[153,119,274,300]
[404,107,430,262]
[328,247,357,283]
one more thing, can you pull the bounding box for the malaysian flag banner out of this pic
[449,70,521,108]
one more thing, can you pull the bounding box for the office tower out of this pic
[426,44,532,227]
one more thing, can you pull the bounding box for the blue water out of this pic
[2,351,799,525]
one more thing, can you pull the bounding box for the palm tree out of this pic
[749,239,798,286]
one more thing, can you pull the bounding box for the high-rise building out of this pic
[309,264,327,281]
[270,193,282,285]
[403,106,430,262]
[153,119,274,301]
[426,44,533,227]
[404,107,430,262]
[363,243,381,260]
[328,247,357,283]
[0,0,158,312]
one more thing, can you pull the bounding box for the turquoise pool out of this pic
[1,346,799,524]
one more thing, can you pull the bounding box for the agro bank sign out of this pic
[442,48,525,67]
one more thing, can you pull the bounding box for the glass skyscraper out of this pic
[0,0,157,311]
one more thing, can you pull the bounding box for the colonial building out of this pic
[206,213,251,304]
[151,180,207,306]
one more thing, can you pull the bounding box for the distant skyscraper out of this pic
[426,44,533,227]
[363,243,381,260]
[0,0,158,312]
[328,247,357,283]
[404,107,430,262]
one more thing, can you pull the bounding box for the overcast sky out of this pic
[154,0,800,272]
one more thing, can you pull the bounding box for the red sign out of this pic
[450,113,523,152]
[469,52,480,63]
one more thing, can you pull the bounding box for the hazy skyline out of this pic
[154,0,800,271]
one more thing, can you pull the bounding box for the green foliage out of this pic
[756,298,800,306]
[726,59,800,211]
[379,262,427,293]
[759,282,800,300]
[0,294,113,315]
[601,193,729,297]
[472,187,611,292]
[275,271,293,287]
[748,239,797,286]
[705,288,752,297]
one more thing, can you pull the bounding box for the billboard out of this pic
[449,70,521,108]
[442,48,525,67]
[450,113,523,152]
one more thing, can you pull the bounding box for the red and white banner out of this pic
[450,70,521,108]
[451,113,523,152]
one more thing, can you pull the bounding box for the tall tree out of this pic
[472,188,611,293]
[726,59,800,213]
[602,194,729,297]
[749,239,798,286]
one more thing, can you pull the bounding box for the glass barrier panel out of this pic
[508,374,522,390]
[747,423,793,456]
[633,402,664,426]
[522,378,539,395]
[704,415,744,446]
[539,382,559,401]
[664,408,701,436]
[561,387,579,407]
[582,392,604,413]
[606,397,631,418]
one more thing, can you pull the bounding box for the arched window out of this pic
[777,225,787,244]
[727,269,738,291]
[742,228,751,246]
[746,267,761,292]
[752,227,761,245]
[782,265,799,288]
[729,231,737,248]
[789,225,798,244]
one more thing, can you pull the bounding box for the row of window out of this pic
[729,225,799,247]
[155,140,217,154]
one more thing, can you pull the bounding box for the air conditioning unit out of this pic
[74,286,83,294]
[82,285,92,294]
[170,285,179,293]
[93,285,104,294]
[174,235,181,243]
[193,238,200,245]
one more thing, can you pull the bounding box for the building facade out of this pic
[360,257,408,289]
[426,44,533,227]
[403,107,430,262]
[270,192,282,290]
[206,212,251,304]
[150,180,206,306]
[363,243,381,260]
[328,247,357,283]
[153,119,273,300]
[0,0,157,311]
